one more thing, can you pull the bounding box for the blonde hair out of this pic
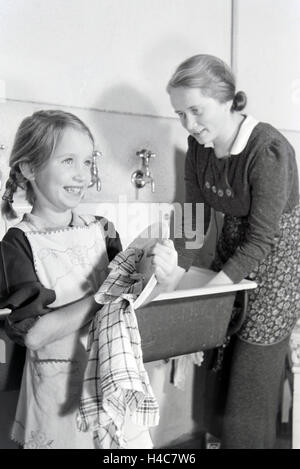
[1,110,94,219]
[167,54,247,111]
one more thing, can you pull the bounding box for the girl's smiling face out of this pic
[32,127,94,213]
[169,86,231,146]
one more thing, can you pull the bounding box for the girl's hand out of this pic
[151,239,177,284]
[151,240,184,290]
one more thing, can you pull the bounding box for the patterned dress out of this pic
[213,204,300,344]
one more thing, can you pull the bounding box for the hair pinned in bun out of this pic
[232,91,247,111]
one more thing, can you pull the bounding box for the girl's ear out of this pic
[19,161,35,181]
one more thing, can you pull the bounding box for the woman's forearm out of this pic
[25,295,99,350]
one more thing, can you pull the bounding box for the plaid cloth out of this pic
[76,247,159,449]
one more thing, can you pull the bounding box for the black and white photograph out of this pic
[0,0,299,452]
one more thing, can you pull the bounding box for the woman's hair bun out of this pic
[232,91,247,111]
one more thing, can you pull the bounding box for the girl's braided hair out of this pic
[1,110,94,219]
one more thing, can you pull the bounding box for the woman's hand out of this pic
[151,240,185,291]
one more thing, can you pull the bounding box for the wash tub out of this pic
[137,292,237,363]
[135,267,257,363]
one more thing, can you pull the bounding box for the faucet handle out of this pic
[136,149,146,158]
[136,149,156,160]
[147,151,156,160]
[93,150,102,159]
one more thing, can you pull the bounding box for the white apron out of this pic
[11,214,109,448]
[11,214,152,449]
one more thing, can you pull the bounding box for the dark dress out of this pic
[178,115,300,448]
[179,116,299,345]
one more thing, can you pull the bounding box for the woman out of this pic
[167,54,300,449]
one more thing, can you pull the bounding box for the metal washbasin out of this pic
[136,292,237,362]
[136,267,257,363]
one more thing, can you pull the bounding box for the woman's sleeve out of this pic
[223,140,294,283]
[0,228,56,345]
[175,136,209,270]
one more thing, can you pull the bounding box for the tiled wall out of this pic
[0,100,189,205]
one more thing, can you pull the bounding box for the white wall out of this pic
[0,0,231,117]
[235,0,300,132]
[234,0,300,178]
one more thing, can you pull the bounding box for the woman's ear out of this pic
[19,161,35,181]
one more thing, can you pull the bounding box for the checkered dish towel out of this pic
[76,247,159,449]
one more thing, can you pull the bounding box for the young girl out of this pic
[0,110,178,449]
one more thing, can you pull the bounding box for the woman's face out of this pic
[169,86,231,146]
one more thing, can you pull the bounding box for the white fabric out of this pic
[78,248,158,449]
[204,115,259,155]
[11,216,109,448]
[20,218,109,309]
[173,352,204,391]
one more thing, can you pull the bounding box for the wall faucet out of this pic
[131,149,155,193]
[88,150,102,191]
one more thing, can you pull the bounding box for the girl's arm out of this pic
[1,228,56,346]
[25,294,99,351]
[25,219,123,351]
[2,222,121,351]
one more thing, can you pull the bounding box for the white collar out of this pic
[204,115,259,155]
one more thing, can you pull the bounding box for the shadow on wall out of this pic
[96,83,160,117]
[94,83,171,163]
[85,84,175,202]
